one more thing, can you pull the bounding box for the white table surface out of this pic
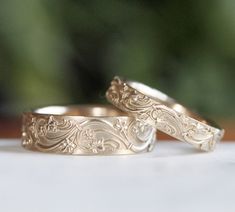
[0,139,234,212]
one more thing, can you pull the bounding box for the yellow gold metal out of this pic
[22,105,156,155]
[106,77,224,151]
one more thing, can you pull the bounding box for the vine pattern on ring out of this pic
[106,77,223,151]
[22,113,155,154]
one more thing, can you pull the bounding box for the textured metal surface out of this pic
[22,105,156,155]
[106,77,224,151]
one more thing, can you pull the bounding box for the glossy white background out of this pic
[0,139,234,212]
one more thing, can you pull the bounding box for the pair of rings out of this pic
[22,76,224,155]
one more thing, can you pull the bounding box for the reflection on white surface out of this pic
[0,139,234,212]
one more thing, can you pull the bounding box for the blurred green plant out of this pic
[0,0,234,118]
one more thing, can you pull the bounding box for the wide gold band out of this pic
[106,77,224,151]
[22,105,156,155]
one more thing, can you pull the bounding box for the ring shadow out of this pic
[0,140,206,157]
[145,141,207,158]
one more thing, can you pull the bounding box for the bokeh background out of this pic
[0,0,234,138]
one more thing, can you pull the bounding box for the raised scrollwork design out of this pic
[106,77,224,151]
[22,111,156,155]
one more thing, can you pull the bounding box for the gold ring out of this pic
[106,77,224,151]
[22,105,156,155]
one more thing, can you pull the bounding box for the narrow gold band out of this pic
[106,77,224,151]
[22,105,156,155]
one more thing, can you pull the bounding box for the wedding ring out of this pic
[106,77,224,151]
[22,105,156,155]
